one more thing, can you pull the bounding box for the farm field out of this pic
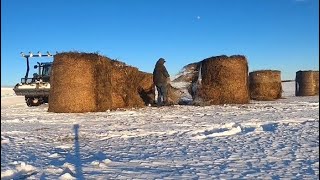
[1,82,319,179]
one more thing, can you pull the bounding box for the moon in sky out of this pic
[197,16,201,20]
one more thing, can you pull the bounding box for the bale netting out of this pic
[295,70,318,96]
[48,52,154,113]
[194,55,249,105]
[249,70,282,101]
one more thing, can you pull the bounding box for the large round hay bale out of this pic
[314,71,319,95]
[249,70,282,100]
[49,52,113,113]
[295,70,316,96]
[195,55,249,105]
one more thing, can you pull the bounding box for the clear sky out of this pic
[1,0,319,86]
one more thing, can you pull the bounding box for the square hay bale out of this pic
[48,52,154,113]
[249,70,282,101]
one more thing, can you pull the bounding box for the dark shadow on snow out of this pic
[261,123,278,132]
[73,124,85,180]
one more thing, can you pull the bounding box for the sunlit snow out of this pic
[1,82,319,179]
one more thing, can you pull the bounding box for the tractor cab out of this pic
[31,62,53,83]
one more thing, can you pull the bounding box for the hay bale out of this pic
[49,53,112,113]
[95,56,113,111]
[119,67,152,108]
[49,52,154,113]
[295,70,317,96]
[137,73,155,105]
[194,55,249,105]
[249,70,282,100]
[314,71,319,95]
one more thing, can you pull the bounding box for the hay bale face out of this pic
[49,52,154,113]
[295,70,317,96]
[249,70,282,101]
[194,55,249,105]
[49,53,110,113]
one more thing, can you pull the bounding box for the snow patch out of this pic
[1,162,37,180]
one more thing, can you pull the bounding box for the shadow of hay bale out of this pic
[249,70,282,101]
[48,52,154,113]
[193,55,249,105]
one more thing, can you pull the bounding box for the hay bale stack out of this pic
[49,52,154,113]
[195,55,249,105]
[295,70,317,96]
[249,70,282,100]
[314,71,319,95]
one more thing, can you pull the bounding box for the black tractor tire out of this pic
[26,97,42,107]
[43,97,49,103]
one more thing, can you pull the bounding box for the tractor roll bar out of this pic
[20,51,54,83]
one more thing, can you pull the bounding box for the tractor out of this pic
[13,52,53,106]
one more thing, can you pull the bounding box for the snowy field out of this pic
[1,82,319,179]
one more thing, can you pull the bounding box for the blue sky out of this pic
[1,0,319,86]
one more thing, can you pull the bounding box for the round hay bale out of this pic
[49,53,103,113]
[123,67,148,108]
[314,71,319,95]
[295,70,315,96]
[110,63,154,108]
[195,55,249,105]
[249,70,282,100]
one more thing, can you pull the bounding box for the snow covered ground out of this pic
[1,82,319,179]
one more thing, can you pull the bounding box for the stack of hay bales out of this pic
[295,70,318,96]
[48,52,154,113]
[194,55,249,105]
[249,70,282,100]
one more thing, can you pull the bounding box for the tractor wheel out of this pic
[26,97,41,106]
[43,97,49,103]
